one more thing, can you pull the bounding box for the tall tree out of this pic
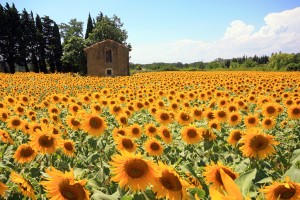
[53,22,62,72]
[42,16,56,73]
[85,13,93,39]
[2,3,21,73]
[36,14,47,73]
[29,11,39,72]
[0,4,8,72]
[18,8,31,72]
[86,15,130,48]
[60,18,83,43]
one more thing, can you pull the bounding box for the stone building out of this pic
[84,39,130,76]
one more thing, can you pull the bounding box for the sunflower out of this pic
[155,111,172,125]
[209,168,243,200]
[10,172,36,200]
[109,151,160,192]
[60,139,76,157]
[0,181,8,197]
[144,123,158,137]
[204,109,215,121]
[90,103,102,114]
[128,124,142,139]
[261,117,276,130]
[203,162,238,188]
[7,116,23,130]
[112,127,127,139]
[144,138,164,156]
[200,128,216,141]
[261,177,300,200]
[287,105,300,119]
[176,111,193,125]
[110,105,124,116]
[0,109,10,122]
[209,119,221,131]
[0,129,14,144]
[181,125,202,144]
[41,167,90,200]
[227,111,242,127]
[14,144,37,163]
[262,103,279,118]
[68,103,81,115]
[29,126,59,154]
[214,110,227,123]
[152,161,190,200]
[239,128,279,159]
[81,114,106,136]
[115,136,137,153]
[158,126,172,144]
[227,130,243,146]
[65,115,81,130]
[116,114,128,127]
[244,114,259,128]
[192,108,204,120]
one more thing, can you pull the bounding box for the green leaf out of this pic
[283,164,300,182]
[256,177,273,184]
[91,190,118,200]
[182,163,199,179]
[189,188,206,199]
[235,168,257,196]
[290,149,300,164]
[120,195,133,200]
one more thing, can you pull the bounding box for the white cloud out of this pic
[131,7,300,64]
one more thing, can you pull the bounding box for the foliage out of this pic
[268,52,295,70]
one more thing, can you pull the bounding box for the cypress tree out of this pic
[85,13,94,39]
[36,14,47,73]
[19,9,30,72]
[53,22,62,72]
[29,11,39,73]
[0,4,8,72]
[42,16,55,73]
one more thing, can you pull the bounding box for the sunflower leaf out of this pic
[290,149,300,164]
[283,164,300,182]
[234,168,257,196]
[92,189,118,200]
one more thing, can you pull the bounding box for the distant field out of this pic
[0,71,300,200]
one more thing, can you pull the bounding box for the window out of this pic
[106,69,112,76]
[105,49,112,62]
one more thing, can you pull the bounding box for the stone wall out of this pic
[84,40,129,77]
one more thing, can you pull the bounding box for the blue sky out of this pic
[2,0,300,63]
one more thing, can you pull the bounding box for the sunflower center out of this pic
[171,103,178,109]
[136,102,143,109]
[113,106,121,113]
[71,119,80,126]
[266,106,276,114]
[229,106,237,112]
[150,142,160,150]
[162,129,170,138]
[180,113,190,121]
[211,123,218,129]
[17,107,24,113]
[94,105,101,111]
[117,130,125,136]
[73,106,79,112]
[38,135,54,148]
[274,185,296,199]
[292,107,300,115]
[250,135,268,151]
[160,113,169,121]
[233,131,242,141]
[122,138,133,149]
[264,119,272,125]
[231,115,238,122]
[218,111,226,118]
[59,181,86,200]
[148,126,156,133]
[132,127,140,135]
[20,146,34,158]
[215,168,237,185]
[124,158,148,178]
[64,142,73,151]
[207,112,214,120]
[52,128,59,135]
[194,110,202,116]
[2,113,8,119]
[187,129,197,138]
[248,117,256,124]
[89,117,102,129]
[12,119,21,126]
[159,170,182,191]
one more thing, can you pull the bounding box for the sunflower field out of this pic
[0,71,300,200]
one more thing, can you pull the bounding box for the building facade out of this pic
[84,39,130,76]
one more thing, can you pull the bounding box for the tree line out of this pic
[131,52,300,72]
[0,2,129,74]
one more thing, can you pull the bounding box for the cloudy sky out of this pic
[4,0,300,63]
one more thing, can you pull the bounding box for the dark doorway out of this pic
[106,69,112,76]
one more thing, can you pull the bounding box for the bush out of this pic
[287,63,300,71]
